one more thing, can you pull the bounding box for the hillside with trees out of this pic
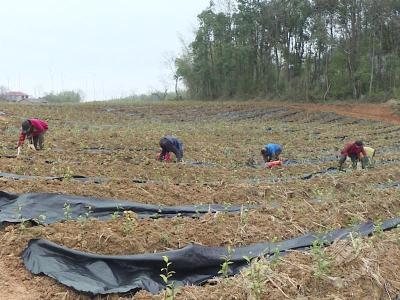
[176,0,400,101]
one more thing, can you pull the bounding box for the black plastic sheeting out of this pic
[0,192,249,225]
[0,172,108,184]
[376,181,400,189]
[1,142,400,185]
[301,166,341,180]
[22,216,400,295]
[0,163,396,189]
[80,147,158,153]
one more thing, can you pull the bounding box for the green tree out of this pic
[177,0,400,101]
[43,91,82,103]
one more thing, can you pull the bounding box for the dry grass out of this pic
[0,101,399,299]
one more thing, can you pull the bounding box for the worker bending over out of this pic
[338,140,368,170]
[158,135,183,162]
[261,143,282,162]
[17,119,48,156]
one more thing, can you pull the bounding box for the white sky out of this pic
[0,0,211,100]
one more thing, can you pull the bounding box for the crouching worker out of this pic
[261,143,282,162]
[158,135,183,162]
[17,119,48,156]
[338,140,367,170]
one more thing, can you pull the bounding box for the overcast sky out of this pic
[0,0,211,100]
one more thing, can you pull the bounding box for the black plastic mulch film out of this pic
[4,192,398,295]
[21,218,400,295]
[2,192,399,295]
[0,191,248,225]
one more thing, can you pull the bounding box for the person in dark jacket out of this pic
[338,140,367,170]
[158,136,183,162]
[17,119,48,156]
[261,143,282,162]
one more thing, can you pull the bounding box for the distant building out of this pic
[3,91,29,101]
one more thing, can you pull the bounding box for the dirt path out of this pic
[0,229,45,300]
[0,259,40,300]
[288,102,400,124]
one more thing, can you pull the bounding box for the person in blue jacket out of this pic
[261,144,282,162]
[158,135,184,162]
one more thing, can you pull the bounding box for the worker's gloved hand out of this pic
[164,153,171,162]
[156,152,171,162]
[271,154,280,161]
[17,147,21,156]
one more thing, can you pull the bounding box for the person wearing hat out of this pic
[261,143,282,162]
[158,135,183,162]
[338,140,367,170]
[17,119,48,156]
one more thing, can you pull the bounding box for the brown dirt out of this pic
[0,101,400,299]
[0,259,41,300]
[290,102,400,124]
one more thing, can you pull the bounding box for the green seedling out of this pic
[240,206,249,227]
[219,246,234,278]
[311,239,331,278]
[122,211,137,236]
[63,202,72,220]
[19,220,28,231]
[244,256,265,300]
[349,232,363,256]
[275,208,284,218]
[373,219,384,237]
[16,204,28,231]
[270,247,281,269]
[348,216,362,226]
[160,256,177,300]
[51,166,74,179]
[151,205,165,219]
[32,167,40,176]
[77,205,93,223]
[34,214,47,224]
[223,202,232,214]
[111,204,123,220]
[194,205,201,218]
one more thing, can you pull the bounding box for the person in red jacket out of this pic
[338,140,367,170]
[17,119,48,155]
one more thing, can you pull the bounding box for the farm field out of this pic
[0,100,400,299]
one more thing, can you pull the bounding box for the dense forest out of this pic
[175,0,400,101]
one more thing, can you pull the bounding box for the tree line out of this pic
[0,88,82,103]
[175,0,400,101]
[42,91,82,103]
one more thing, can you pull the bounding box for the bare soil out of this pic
[0,101,399,299]
[290,102,400,124]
